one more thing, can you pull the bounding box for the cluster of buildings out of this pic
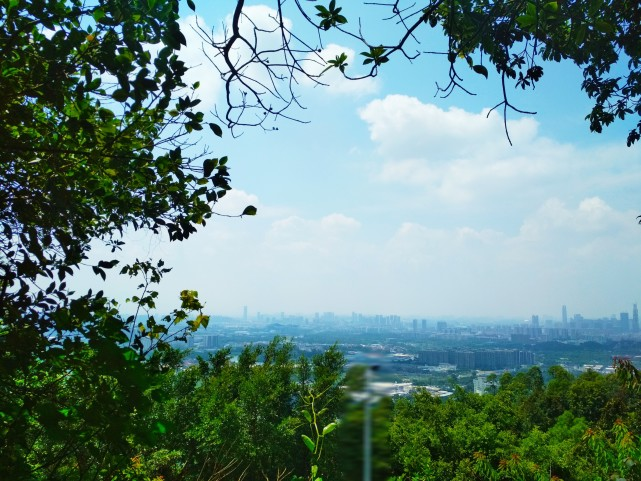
[418,348,535,370]
[533,304,640,332]
[511,304,641,341]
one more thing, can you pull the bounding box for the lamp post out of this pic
[363,365,379,481]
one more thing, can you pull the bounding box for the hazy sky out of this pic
[77,1,641,321]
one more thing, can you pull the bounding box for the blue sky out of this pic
[79,1,641,321]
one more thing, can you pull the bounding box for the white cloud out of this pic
[357,94,641,210]
[70,188,641,319]
[360,95,539,158]
[176,16,224,110]
[512,197,641,260]
[358,95,560,203]
[213,189,260,217]
[373,197,641,316]
[266,213,361,253]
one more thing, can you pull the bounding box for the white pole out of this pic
[363,367,372,481]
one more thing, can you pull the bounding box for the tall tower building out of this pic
[531,315,540,328]
[205,335,219,349]
[620,312,630,332]
[633,304,639,332]
[562,305,568,326]
[243,305,248,322]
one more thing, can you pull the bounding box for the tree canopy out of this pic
[0,0,254,477]
[202,0,641,145]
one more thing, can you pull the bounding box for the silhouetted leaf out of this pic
[209,122,223,137]
[473,65,489,78]
[242,205,257,216]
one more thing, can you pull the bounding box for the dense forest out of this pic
[9,335,641,480]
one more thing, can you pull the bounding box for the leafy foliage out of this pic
[209,1,641,145]
[0,0,254,478]
[136,338,345,481]
[384,365,641,480]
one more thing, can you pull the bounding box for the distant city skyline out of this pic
[232,302,641,325]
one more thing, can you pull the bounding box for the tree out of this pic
[146,338,305,481]
[568,370,618,423]
[0,0,254,478]
[543,365,574,420]
[297,345,347,480]
[583,418,641,481]
[197,0,641,145]
[388,389,452,478]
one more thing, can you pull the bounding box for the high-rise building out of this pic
[412,319,418,331]
[418,349,534,369]
[562,305,568,326]
[243,305,248,321]
[531,315,539,327]
[633,304,639,332]
[422,319,427,330]
[620,312,630,332]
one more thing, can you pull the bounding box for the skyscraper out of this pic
[562,305,568,326]
[620,312,630,332]
[633,304,639,332]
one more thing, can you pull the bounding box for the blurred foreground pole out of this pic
[363,365,378,481]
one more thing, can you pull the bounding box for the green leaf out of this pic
[302,434,315,453]
[203,158,217,177]
[322,422,337,436]
[92,7,106,22]
[209,122,223,137]
[59,408,72,417]
[112,89,128,102]
[241,205,257,216]
[154,421,166,434]
[574,23,587,44]
[123,349,137,361]
[472,65,489,78]
[594,19,616,34]
[302,410,312,423]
